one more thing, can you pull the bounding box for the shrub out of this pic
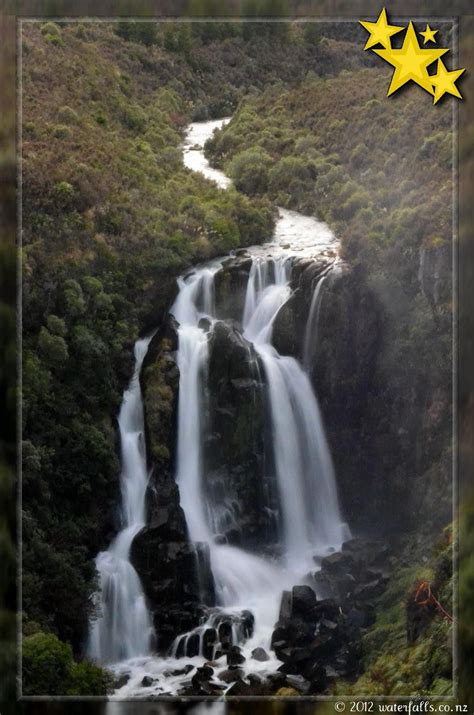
[57,106,79,124]
[93,110,107,126]
[229,148,273,195]
[40,22,61,38]
[120,103,147,133]
[52,125,72,140]
[22,632,73,695]
[67,660,112,696]
[268,156,314,195]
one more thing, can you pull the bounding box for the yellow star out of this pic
[420,24,438,44]
[373,22,449,96]
[359,8,405,50]
[430,59,465,104]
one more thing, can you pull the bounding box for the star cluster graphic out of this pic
[360,8,465,103]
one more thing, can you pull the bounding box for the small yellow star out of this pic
[430,59,465,104]
[359,8,405,50]
[420,24,438,44]
[373,22,449,96]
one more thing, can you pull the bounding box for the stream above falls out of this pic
[98,118,349,700]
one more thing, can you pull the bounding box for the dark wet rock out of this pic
[286,674,311,694]
[218,668,245,683]
[279,590,292,620]
[205,321,277,547]
[353,578,386,601]
[267,672,288,694]
[187,632,200,658]
[170,664,194,677]
[141,676,154,687]
[214,257,253,321]
[218,619,232,650]
[227,645,245,666]
[225,679,254,696]
[291,585,317,617]
[114,673,130,689]
[347,606,375,629]
[202,627,218,661]
[270,574,367,692]
[191,664,214,691]
[198,317,212,332]
[321,551,355,574]
[251,647,270,661]
[131,531,214,651]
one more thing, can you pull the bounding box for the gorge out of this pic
[19,21,455,701]
[87,119,373,698]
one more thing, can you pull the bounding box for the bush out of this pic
[22,632,73,695]
[22,632,111,696]
[268,156,314,194]
[52,125,72,140]
[40,22,61,38]
[67,660,112,696]
[57,106,79,124]
[229,148,273,195]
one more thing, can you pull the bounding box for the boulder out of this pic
[218,668,245,683]
[205,321,276,547]
[227,645,246,666]
[286,674,311,694]
[279,590,292,620]
[251,647,270,662]
[291,585,317,618]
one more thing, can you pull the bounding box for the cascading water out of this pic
[243,259,346,563]
[303,273,328,370]
[101,119,346,700]
[167,253,348,667]
[88,337,154,664]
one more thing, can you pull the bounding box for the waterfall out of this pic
[303,274,327,370]
[88,337,154,664]
[242,259,346,563]
[168,254,348,660]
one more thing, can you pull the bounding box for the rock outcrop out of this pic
[204,320,277,547]
[132,316,215,652]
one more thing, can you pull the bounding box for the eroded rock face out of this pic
[213,256,252,322]
[204,320,278,547]
[272,261,382,532]
[132,316,216,652]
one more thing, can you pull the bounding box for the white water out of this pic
[103,119,347,700]
[303,272,328,370]
[242,258,346,564]
[88,337,154,664]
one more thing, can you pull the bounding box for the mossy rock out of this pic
[276,687,299,696]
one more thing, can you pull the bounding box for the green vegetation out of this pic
[21,21,280,656]
[333,529,453,696]
[18,17,460,699]
[206,70,453,530]
[21,17,370,665]
[22,631,111,695]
